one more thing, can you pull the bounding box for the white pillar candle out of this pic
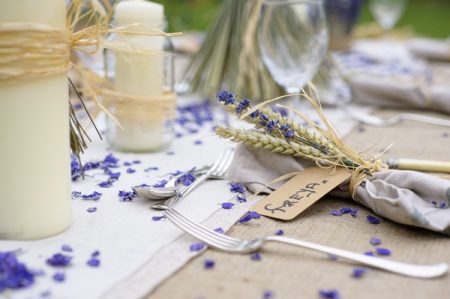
[0,0,71,239]
[110,0,170,152]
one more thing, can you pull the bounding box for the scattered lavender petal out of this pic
[152,180,168,188]
[152,216,166,221]
[46,253,72,267]
[250,252,262,261]
[221,202,235,209]
[194,140,203,145]
[126,168,136,174]
[319,289,340,299]
[87,258,100,268]
[376,248,391,256]
[214,227,225,234]
[87,207,97,213]
[367,215,381,225]
[370,237,381,246]
[144,167,159,172]
[91,250,100,258]
[239,211,261,224]
[204,259,215,269]
[263,290,275,299]
[237,195,247,203]
[0,251,37,291]
[229,182,246,194]
[52,272,65,282]
[275,229,284,236]
[352,267,367,278]
[364,251,375,257]
[61,245,73,252]
[190,243,206,252]
[132,160,141,164]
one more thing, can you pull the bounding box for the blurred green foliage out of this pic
[152,0,449,38]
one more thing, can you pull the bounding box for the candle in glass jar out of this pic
[0,0,71,239]
[110,0,171,152]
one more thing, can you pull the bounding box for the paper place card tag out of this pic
[252,167,351,221]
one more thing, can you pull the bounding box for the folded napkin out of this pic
[408,38,450,62]
[334,40,450,114]
[227,144,450,235]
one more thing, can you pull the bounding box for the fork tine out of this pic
[165,209,240,245]
[165,212,236,250]
[165,209,241,247]
[216,149,234,176]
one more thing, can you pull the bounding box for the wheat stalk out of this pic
[216,126,330,162]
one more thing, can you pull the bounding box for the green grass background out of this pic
[152,0,450,38]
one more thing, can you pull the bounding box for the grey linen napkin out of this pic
[227,144,450,235]
[334,44,450,114]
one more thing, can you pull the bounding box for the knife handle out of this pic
[386,158,450,173]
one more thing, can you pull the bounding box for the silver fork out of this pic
[163,208,449,279]
[151,148,235,210]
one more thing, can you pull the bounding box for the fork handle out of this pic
[265,236,448,278]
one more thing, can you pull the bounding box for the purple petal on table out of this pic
[132,160,141,164]
[152,180,168,188]
[319,289,340,299]
[190,243,206,252]
[364,251,375,257]
[221,202,235,210]
[0,251,37,291]
[275,229,284,236]
[87,258,100,268]
[250,252,262,261]
[239,211,261,224]
[71,191,82,199]
[328,254,338,261]
[214,227,224,234]
[98,180,113,188]
[91,250,100,257]
[204,259,215,269]
[87,207,97,213]
[126,168,136,174]
[61,245,73,252]
[166,151,175,156]
[118,190,137,201]
[367,215,381,225]
[52,272,65,283]
[46,253,72,267]
[330,209,343,216]
[376,248,391,256]
[262,290,275,299]
[237,195,247,203]
[80,191,102,201]
[144,167,159,172]
[370,237,381,246]
[123,161,132,166]
[178,173,196,187]
[194,140,203,145]
[229,182,246,194]
[152,216,166,221]
[351,267,367,278]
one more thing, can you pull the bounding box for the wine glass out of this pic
[258,0,328,98]
[370,0,407,31]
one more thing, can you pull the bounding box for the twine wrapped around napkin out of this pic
[227,144,450,235]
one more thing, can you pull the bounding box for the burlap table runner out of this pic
[148,109,450,299]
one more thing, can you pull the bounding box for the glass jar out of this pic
[103,35,176,153]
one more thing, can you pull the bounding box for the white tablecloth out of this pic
[0,98,362,299]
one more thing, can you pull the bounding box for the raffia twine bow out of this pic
[0,0,181,157]
[0,0,180,116]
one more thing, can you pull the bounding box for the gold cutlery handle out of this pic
[386,158,450,173]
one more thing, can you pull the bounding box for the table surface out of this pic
[147,108,450,299]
